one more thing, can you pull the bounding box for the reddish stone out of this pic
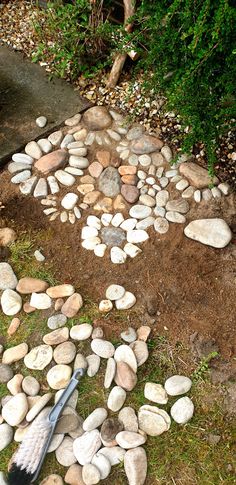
[16,277,49,294]
[61,293,83,318]
[110,156,121,168]
[121,185,139,204]
[34,150,67,174]
[8,318,20,336]
[23,302,36,313]
[88,162,103,178]
[118,166,137,176]
[131,135,164,154]
[96,150,111,168]
[121,175,138,185]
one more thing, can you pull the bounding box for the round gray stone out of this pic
[100,227,126,247]
[98,167,121,197]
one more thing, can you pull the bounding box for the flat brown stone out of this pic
[118,166,137,176]
[121,175,138,185]
[34,150,67,174]
[17,277,49,294]
[131,135,164,154]
[179,162,219,189]
[83,106,112,131]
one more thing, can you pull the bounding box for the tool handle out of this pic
[31,368,85,483]
[49,368,85,424]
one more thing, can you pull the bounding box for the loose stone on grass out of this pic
[164,375,192,396]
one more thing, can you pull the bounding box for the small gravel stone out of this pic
[120,327,137,343]
[129,205,152,219]
[34,250,45,262]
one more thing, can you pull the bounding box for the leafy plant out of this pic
[32,0,120,79]
[192,351,219,381]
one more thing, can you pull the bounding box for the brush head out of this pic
[8,407,52,485]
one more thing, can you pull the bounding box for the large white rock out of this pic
[170,396,194,424]
[110,247,127,264]
[184,218,232,248]
[0,263,18,290]
[144,383,168,404]
[2,393,28,426]
[73,430,102,465]
[70,323,93,341]
[47,364,72,390]
[164,375,192,396]
[1,289,22,315]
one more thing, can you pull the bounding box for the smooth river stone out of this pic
[16,277,48,294]
[91,339,115,359]
[87,354,101,377]
[144,383,168,404]
[34,150,67,174]
[97,446,125,466]
[33,178,48,198]
[1,289,22,315]
[83,106,112,130]
[179,161,219,188]
[2,393,28,426]
[100,417,123,447]
[170,396,194,424]
[83,408,108,432]
[130,341,149,367]
[107,386,126,412]
[138,405,171,436]
[0,263,18,290]
[115,361,137,391]
[61,293,83,318]
[8,161,32,174]
[2,343,28,364]
[98,167,121,197]
[0,423,14,451]
[70,323,92,341]
[154,217,169,234]
[165,211,186,223]
[127,230,149,244]
[11,170,31,184]
[30,292,52,310]
[46,284,75,298]
[25,140,42,159]
[54,341,76,364]
[131,135,163,154]
[22,376,40,396]
[43,327,69,345]
[118,407,138,432]
[24,345,53,370]
[47,364,72,390]
[129,205,152,219]
[61,193,78,211]
[115,292,137,310]
[124,447,147,485]
[55,170,75,186]
[47,314,67,330]
[104,358,116,389]
[0,364,14,383]
[91,453,111,480]
[56,436,77,467]
[114,345,137,372]
[12,153,33,164]
[184,218,232,248]
[164,375,192,396]
[73,430,102,465]
[116,431,146,449]
[26,393,52,422]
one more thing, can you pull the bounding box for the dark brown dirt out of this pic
[1,168,236,361]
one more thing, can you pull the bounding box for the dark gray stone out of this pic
[98,167,121,197]
[101,227,126,247]
[0,364,14,383]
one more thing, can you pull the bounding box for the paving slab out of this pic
[0,46,90,166]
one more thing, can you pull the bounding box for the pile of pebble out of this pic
[99,285,136,312]
[6,106,232,252]
[0,309,194,485]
